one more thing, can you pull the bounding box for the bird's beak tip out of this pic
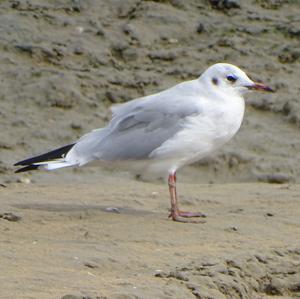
[247,82,274,93]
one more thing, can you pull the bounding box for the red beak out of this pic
[247,82,274,92]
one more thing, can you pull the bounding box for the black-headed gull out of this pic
[15,63,273,223]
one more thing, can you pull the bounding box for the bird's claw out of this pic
[169,210,207,223]
[171,215,206,223]
[177,211,207,218]
[168,210,207,218]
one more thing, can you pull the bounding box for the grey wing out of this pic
[71,82,202,162]
[96,111,186,160]
[97,100,202,160]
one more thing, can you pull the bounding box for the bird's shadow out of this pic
[12,203,155,217]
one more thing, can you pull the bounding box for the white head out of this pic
[199,63,273,96]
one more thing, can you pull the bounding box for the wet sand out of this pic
[0,1,300,298]
[1,174,300,298]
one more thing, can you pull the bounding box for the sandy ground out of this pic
[1,172,300,299]
[0,1,300,298]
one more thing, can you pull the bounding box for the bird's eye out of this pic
[226,75,237,83]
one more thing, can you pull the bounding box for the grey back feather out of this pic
[72,80,203,162]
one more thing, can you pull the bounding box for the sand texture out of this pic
[1,179,300,299]
[0,0,300,298]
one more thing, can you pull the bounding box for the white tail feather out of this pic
[33,160,77,171]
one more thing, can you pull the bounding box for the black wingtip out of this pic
[14,143,75,167]
[15,165,39,173]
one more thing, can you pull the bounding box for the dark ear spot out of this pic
[212,77,218,85]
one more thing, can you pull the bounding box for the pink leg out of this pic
[168,172,206,223]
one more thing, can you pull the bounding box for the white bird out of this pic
[15,63,273,223]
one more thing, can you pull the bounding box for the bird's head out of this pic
[200,63,274,96]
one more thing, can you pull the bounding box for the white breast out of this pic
[149,95,245,173]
